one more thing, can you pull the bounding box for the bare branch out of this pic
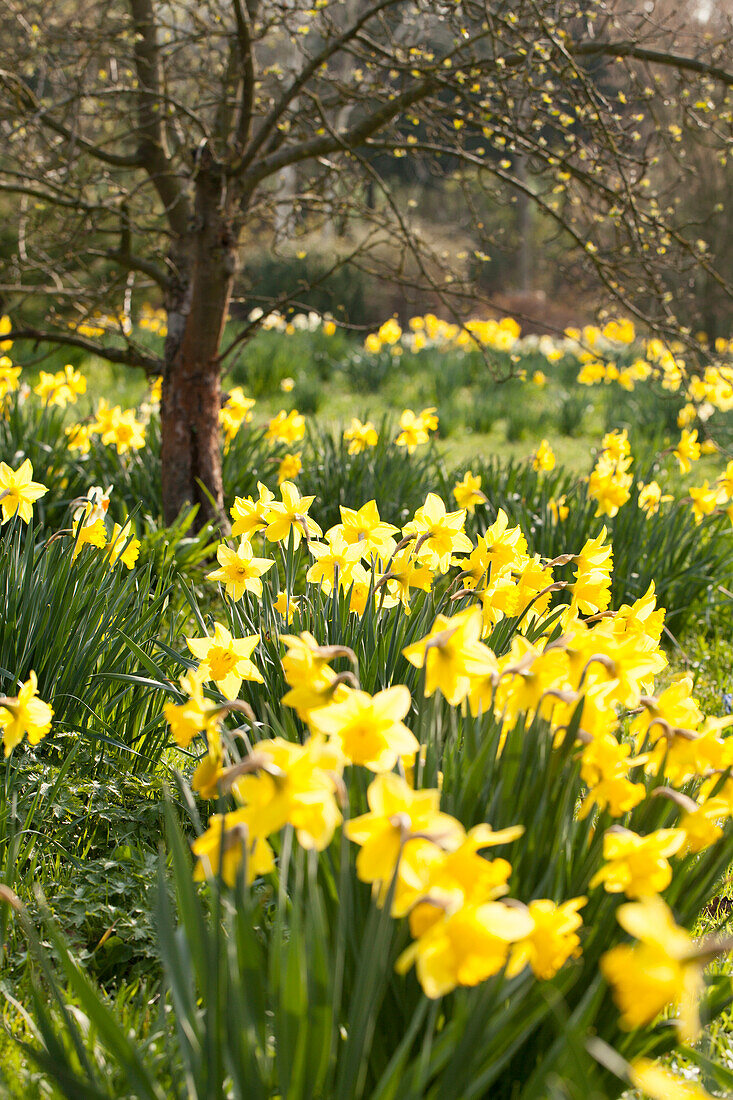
[6,327,163,375]
[571,41,733,87]
[231,0,256,152]
[0,68,142,169]
[94,249,173,289]
[230,0,409,176]
[244,75,438,185]
[0,181,109,213]
[128,0,192,236]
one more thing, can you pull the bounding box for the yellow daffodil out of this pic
[220,387,255,442]
[396,899,534,999]
[532,439,555,472]
[104,408,146,454]
[207,539,274,600]
[637,480,672,516]
[108,520,141,569]
[716,459,733,500]
[396,409,429,452]
[164,668,221,749]
[493,636,573,727]
[629,1059,715,1100]
[577,360,606,385]
[230,482,274,539]
[403,493,472,573]
[33,371,66,407]
[548,495,569,522]
[186,622,263,700]
[458,509,527,588]
[674,428,701,474]
[590,827,685,897]
[601,895,703,1041]
[265,481,322,548]
[192,811,275,886]
[403,606,484,706]
[679,795,730,855]
[273,591,300,624]
[71,516,107,560]
[506,897,586,980]
[343,417,378,454]
[308,685,417,771]
[578,728,646,820]
[453,471,485,513]
[377,318,402,345]
[33,365,84,407]
[574,527,613,574]
[677,403,697,428]
[266,409,305,444]
[0,357,21,399]
[630,674,702,749]
[65,423,92,454]
[280,632,348,719]
[417,407,438,432]
[306,531,367,592]
[90,398,121,437]
[60,364,86,400]
[0,671,53,755]
[277,452,302,485]
[334,500,399,560]
[571,529,613,614]
[0,460,48,524]
[377,547,434,613]
[407,823,524,935]
[345,771,464,908]
[601,428,630,463]
[484,553,554,626]
[588,453,633,518]
[230,736,345,850]
[689,480,722,525]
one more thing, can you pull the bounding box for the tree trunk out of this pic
[161,154,238,529]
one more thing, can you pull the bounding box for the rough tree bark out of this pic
[161,151,240,527]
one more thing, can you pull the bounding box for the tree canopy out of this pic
[0,0,731,521]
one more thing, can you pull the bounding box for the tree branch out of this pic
[6,326,162,375]
[95,249,173,289]
[0,68,142,169]
[243,75,438,185]
[231,0,255,152]
[570,41,733,87]
[229,0,409,175]
[128,0,192,236]
[0,181,110,213]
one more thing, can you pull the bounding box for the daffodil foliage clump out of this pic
[0,463,186,771]
[16,476,733,1099]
